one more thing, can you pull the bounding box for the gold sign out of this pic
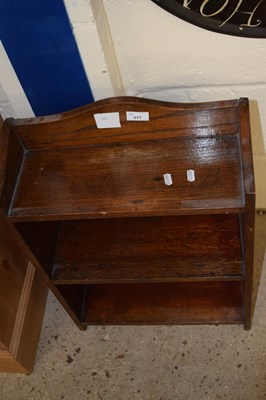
[151,0,266,37]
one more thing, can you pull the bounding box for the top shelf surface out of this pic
[3,97,248,221]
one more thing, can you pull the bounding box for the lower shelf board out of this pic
[52,215,243,284]
[82,281,243,325]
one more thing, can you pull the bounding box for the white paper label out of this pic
[94,112,121,129]
[163,173,173,186]
[187,169,195,182]
[126,111,149,121]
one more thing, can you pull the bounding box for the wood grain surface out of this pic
[0,97,255,330]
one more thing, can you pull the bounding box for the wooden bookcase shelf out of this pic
[0,96,255,331]
[82,282,243,325]
[52,215,243,284]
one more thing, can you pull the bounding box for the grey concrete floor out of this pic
[0,213,266,400]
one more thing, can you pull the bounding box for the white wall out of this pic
[0,41,34,118]
[63,0,125,99]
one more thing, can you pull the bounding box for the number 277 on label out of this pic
[126,111,149,121]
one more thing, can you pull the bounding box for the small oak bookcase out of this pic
[0,97,255,331]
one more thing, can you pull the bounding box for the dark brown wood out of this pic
[0,119,24,214]
[238,98,256,329]
[0,96,256,335]
[15,221,60,277]
[242,195,256,330]
[0,342,7,350]
[53,215,243,284]
[1,98,246,221]
[238,98,256,196]
[55,285,87,329]
[13,98,239,150]
[83,282,243,325]
[9,133,244,221]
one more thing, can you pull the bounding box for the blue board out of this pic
[0,0,94,116]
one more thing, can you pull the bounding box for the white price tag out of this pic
[94,112,121,129]
[126,111,149,121]
[187,169,195,182]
